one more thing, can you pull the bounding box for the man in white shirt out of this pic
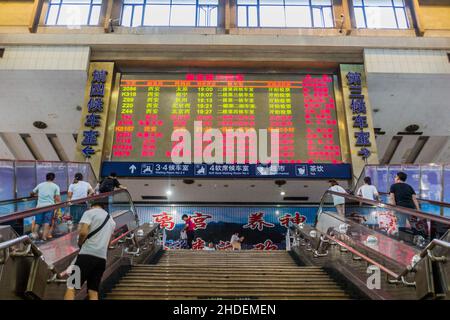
[328,180,347,218]
[64,201,116,300]
[203,242,216,251]
[357,177,379,201]
[68,173,94,224]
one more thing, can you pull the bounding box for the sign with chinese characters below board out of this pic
[101,161,351,179]
[108,72,350,178]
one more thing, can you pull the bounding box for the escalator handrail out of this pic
[323,190,450,226]
[0,189,133,224]
[0,191,68,206]
[378,191,450,209]
[0,234,42,257]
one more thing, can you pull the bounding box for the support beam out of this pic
[28,0,45,33]
[410,0,424,36]
[103,0,114,33]
[340,0,352,35]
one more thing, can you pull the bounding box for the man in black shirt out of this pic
[389,172,427,238]
[389,172,420,210]
[97,172,126,194]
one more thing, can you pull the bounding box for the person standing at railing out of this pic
[64,200,116,300]
[357,177,380,201]
[30,172,61,241]
[96,172,127,194]
[68,173,95,224]
[328,179,347,218]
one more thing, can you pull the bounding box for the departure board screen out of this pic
[112,73,342,166]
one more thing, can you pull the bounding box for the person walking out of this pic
[182,214,195,249]
[31,173,61,241]
[328,179,347,218]
[357,177,380,201]
[68,173,94,224]
[97,172,126,194]
[64,200,116,300]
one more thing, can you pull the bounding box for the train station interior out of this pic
[0,0,450,302]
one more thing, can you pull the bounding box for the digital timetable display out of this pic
[106,72,350,179]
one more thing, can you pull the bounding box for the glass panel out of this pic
[354,7,366,28]
[46,5,60,25]
[36,162,68,193]
[121,5,133,26]
[57,5,90,25]
[285,0,309,4]
[199,0,219,4]
[237,6,248,27]
[395,7,408,28]
[237,0,257,4]
[286,6,312,27]
[143,5,169,25]
[198,5,218,27]
[15,161,36,198]
[172,0,196,3]
[387,165,403,190]
[375,165,389,193]
[260,0,283,4]
[393,0,404,6]
[444,165,450,218]
[124,0,145,3]
[322,7,333,27]
[364,0,392,5]
[0,161,14,202]
[170,5,196,26]
[132,5,143,26]
[402,165,421,193]
[260,5,285,27]
[312,7,324,28]
[420,165,443,216]
[248,6,258,26]
[89,5,101,25]
[353,0,362,5]
[311,0,332,5]
[365,7,397,28]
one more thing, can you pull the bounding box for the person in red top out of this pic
[182,214,195,249]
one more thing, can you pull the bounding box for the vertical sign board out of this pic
[340,64,378,180]
[75,62,115,176]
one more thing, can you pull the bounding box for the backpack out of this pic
[99,177,115,193]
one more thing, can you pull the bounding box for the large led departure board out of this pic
[105,72,351,179]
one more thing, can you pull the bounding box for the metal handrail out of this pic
[322,190,450,225]
[0,235,30,250]
[378,191,450,209]
[0,234,42,257]
[0,189,133,224]
[0,191,68,206]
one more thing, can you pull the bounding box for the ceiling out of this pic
[0,70,86,134]
[367,73,450,137]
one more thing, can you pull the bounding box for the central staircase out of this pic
[107,250,350,300]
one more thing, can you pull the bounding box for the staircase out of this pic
[107,250,350,300]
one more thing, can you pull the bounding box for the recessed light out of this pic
[166,190,172,196]
[224,184,228,188]
[280,191,286,196]
[33,121,47,129]
[144,184,149,187]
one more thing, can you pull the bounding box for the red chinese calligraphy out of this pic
[192,237,206,250]
[279,212,307,227]
[243,212,275,231]
[216,241,233,251]
[253,239,278,250]
[152,212,175,230]
[190,212,212,230]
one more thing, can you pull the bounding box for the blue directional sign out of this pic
[101,162,352,179]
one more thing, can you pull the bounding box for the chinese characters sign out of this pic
[76,62,115,175]
[340,65,378,176]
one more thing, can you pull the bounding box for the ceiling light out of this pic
[280,191,286,196]
[166,190,172,196]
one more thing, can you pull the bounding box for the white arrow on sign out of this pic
[129,165,137,174]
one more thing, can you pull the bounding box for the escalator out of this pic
[1,186,449,300]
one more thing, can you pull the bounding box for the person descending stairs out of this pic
[106,250,350,300]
